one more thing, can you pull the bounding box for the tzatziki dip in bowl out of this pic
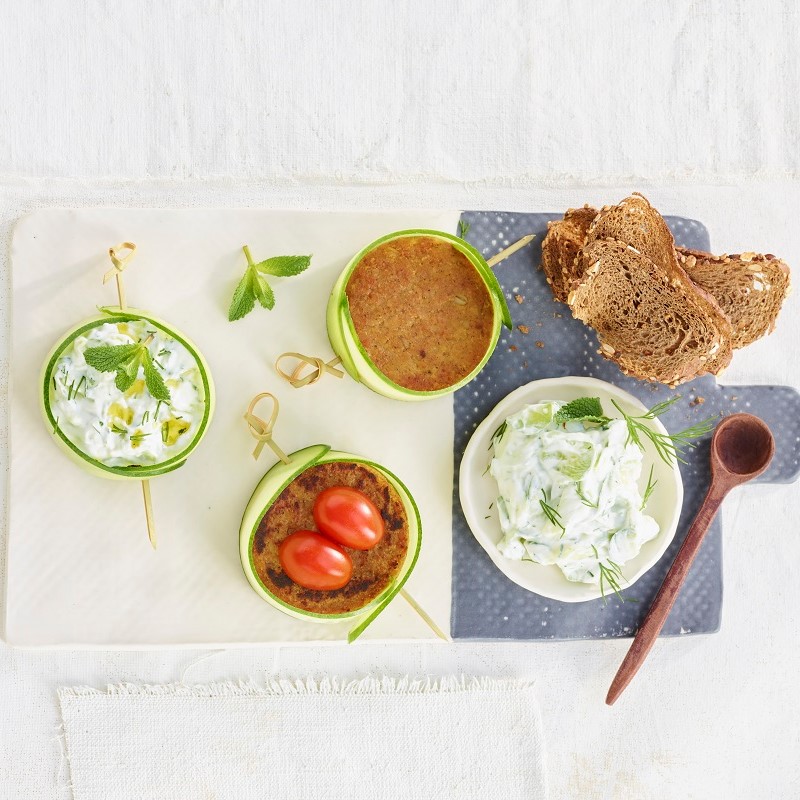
[459,377,685,603]
[41,308,214,479]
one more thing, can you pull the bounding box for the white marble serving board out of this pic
[4,208,458,647]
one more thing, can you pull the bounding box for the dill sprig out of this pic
[610,396,716,465]
[592,545,627,603]
[539,490,565,536]
[575,482,599,509]
[489,420,507,450]
[110,422,126,435]
[129,431,150,445]
[640,465,657,510]
[458,219,471,239]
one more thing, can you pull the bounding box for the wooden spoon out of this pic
[606,413,775,706]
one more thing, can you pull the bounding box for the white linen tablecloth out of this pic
[58,678,546,800]
[2,1,800,799]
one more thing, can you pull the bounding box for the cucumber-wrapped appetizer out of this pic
[238,395,434,642]
[42,309,213,479]
[326,229,516,401]
[40,244,215,547]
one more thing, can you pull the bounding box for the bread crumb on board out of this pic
[535,341,545,349]
[518,325,530,335]
[690,396,706,407]
[514,294,524,304]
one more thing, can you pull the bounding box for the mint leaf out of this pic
[115,367,138,393]
[252,273,276,309]
[554,397,610,425]
[84,343,140,372]
[142,350,171,402]
[228,246,311,321]
[228,271,256,321]
[255,255,311,277]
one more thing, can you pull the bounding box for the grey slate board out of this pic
[451,211,800,641]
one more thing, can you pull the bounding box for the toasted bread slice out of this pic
[569,238,733,386]
[587,194,680,275]
[540,206,597,302]
[677,248,791,348]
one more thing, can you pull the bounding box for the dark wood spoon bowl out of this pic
[606,413,775,706]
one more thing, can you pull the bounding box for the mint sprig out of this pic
[556,394,716,465]
[228,245,311,322]
[554,397,610,425]
[84,335,171,403]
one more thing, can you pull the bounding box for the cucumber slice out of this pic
[238,448,422,633]
[41,307,215,480]
[327,229,505,401]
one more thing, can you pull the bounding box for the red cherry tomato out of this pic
[278,530,353,591]
[313,486,385,551]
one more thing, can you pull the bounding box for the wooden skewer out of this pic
[400,589,451,641]
[141,480,157,549]
[486,234,536,268]
[106,243,157,550]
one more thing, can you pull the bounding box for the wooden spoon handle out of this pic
[606,479,728,705]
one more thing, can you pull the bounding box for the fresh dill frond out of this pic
[129,432,151,444]
[110,422,126,435]
[539,489,565,536]
[610,397,716,465]
[575,482,599,509]
[592,545,627,603]
[154,400,164,421]
[73,375,87,399]
[141,410,150,425]
[641,465,658,510]
[489,420,508,450]
[458,219,471,239]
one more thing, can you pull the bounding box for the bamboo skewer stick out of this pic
[486,234,536,268]
[105,243,157,550]
[400,589,451,641]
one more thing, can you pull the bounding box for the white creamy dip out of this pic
[48,319,206,468]
[490,401,659,585]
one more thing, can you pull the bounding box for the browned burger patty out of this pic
[251,461,409,615]
[345,235,495,391]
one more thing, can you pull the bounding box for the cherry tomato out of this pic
[278,530,353,591]
[313,486,385,550]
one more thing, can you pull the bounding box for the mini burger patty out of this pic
[345,235,495,391]
[251,461,409,615]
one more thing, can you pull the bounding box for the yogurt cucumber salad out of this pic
[43,312,213,478]
[489,396,706,598]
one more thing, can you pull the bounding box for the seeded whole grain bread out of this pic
[569,237,733,386]
[677,248,791,349]
[540,194,791,384]
[540,205,598,302]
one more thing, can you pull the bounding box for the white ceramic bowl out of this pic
[459,376,684,602]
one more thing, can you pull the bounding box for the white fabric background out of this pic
[2,1,800,799]
[57,679,547,800]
